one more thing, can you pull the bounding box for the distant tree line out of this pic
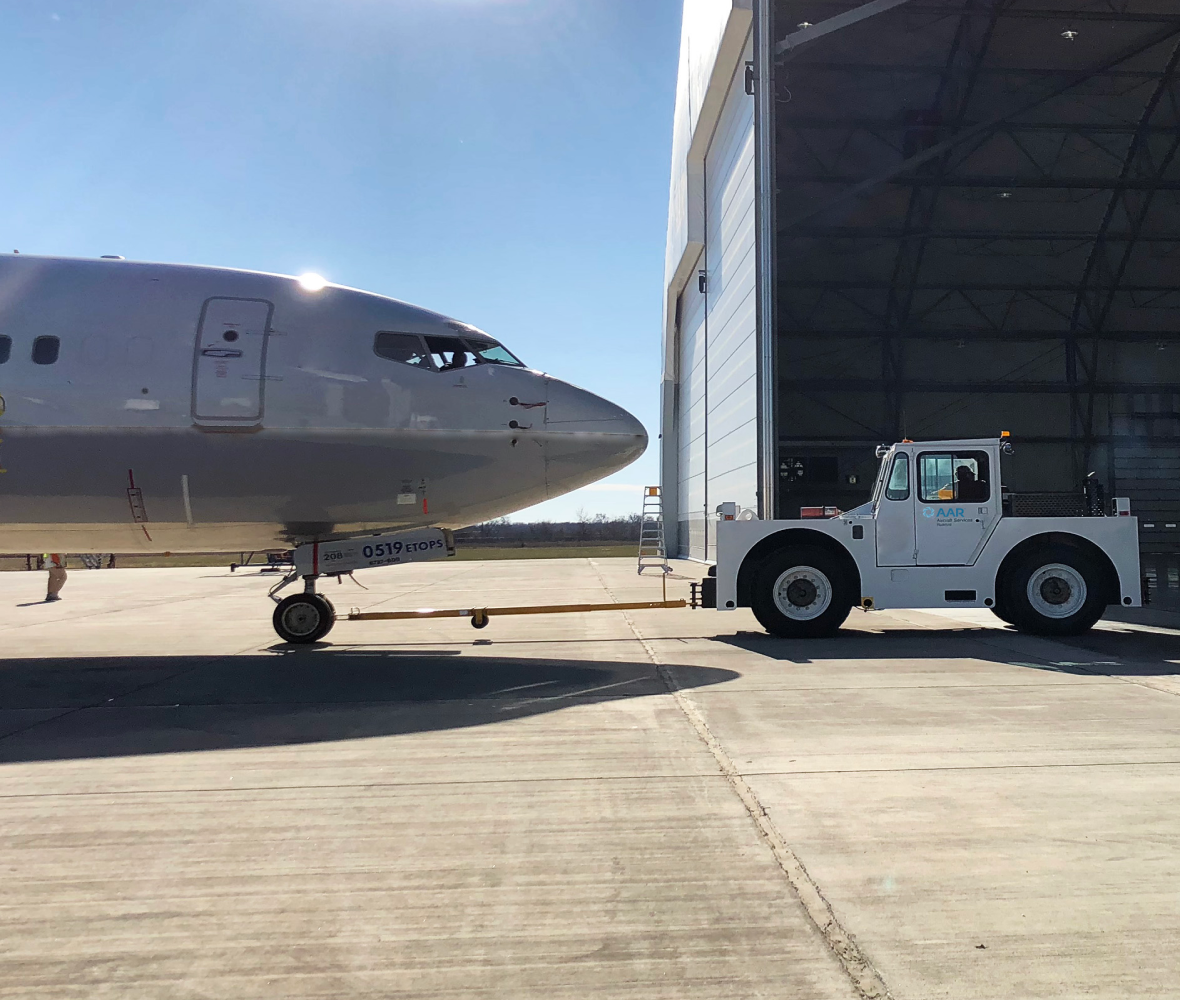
[453,513,642,546]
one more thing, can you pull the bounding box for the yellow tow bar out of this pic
[347,599,687,629]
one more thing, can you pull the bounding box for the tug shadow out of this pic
[716,619,1180,677]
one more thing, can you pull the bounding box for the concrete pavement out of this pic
[1,557,1177,998]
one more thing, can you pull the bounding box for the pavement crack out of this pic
[587,560,893,1000]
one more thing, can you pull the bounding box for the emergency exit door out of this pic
[191,297,273,426]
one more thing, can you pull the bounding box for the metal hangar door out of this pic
[702,31,759,558]
[676,29,759,561]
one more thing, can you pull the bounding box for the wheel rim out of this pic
[1026,563,1087,619]
[281,600,323,637]
[772,566,833,621]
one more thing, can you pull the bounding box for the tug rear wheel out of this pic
[273,593,336,644]
[1001,545,1106,636]
[990,595,1017,626]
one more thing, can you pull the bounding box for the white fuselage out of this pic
[0,255,646,552]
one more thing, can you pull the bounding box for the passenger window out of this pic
[426,335,476,371]
[32,336,60,365]
[884,453,909,501]
[374,332,433,369]
[0,336,10,364]
[919,451,990,503]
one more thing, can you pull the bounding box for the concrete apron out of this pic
[1,557,1177,999]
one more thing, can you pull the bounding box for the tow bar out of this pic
[347,599,688,629]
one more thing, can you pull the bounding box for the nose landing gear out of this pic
[267,527,456,643]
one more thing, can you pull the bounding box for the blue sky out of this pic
[1,0,682,521]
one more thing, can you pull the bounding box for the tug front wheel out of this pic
[751,545,855,638]
[273,593,336,644]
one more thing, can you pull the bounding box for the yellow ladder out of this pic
[637,486,671,575]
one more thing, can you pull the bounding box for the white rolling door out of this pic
[703,34,758,555]
[677,263,708,558]
[665,19,758,563]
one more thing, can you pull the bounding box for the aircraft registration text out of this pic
[294,528,455,576]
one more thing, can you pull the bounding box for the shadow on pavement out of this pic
[0,649,737,763]
[716,623,1180,678]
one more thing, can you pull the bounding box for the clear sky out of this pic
[1,0,682,521]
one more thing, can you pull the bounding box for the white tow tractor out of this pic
[700,435,1143,637]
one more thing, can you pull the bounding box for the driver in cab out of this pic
[955,464,989,502]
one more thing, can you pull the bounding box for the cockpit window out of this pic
[464,339,524,367]
[374,332,433,369]
[425,336,476,371]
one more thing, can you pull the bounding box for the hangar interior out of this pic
[663,0,1180,603]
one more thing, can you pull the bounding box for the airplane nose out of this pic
[542,379,648,492]
[545,379,648,440]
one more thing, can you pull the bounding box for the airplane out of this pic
[0,253,647,639]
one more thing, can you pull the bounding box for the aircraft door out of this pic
[192,297,273,426]
[875,450,916,566]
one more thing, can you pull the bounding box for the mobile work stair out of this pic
[637,486,671,575]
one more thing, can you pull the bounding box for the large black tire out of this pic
[273,593,336,644]
[1001,544,1106,636]
[750,545,855,638]
[990,593,1017,626]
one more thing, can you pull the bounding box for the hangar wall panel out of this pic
[663,1,755,560]
[703,34,758,556]
[664,1,750,292]
[677,262,708,558]
[672,27,757,561]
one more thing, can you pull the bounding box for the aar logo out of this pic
[922,506,936,518]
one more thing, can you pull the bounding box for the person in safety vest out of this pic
[44,553,67,602]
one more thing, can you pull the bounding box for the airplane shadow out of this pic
[717,622,1180,678]
[0,649,738,764]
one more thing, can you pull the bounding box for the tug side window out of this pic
[919,452,990,503]
[884,453,909,501]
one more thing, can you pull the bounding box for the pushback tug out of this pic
[702,434,1142,638]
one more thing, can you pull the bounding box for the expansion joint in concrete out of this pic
[642,630,892,1000]
[586,561,893,1000]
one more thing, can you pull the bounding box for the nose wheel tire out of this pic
[751,545,855,638]
[273,593,336,644]
[1001,545,1106,636]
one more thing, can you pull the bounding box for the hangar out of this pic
[661,0,1180,603]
